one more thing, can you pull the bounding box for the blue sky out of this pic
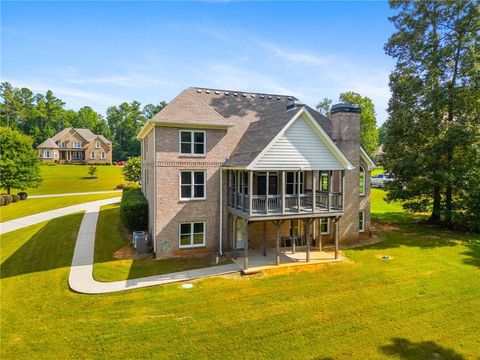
[2,1,396,123]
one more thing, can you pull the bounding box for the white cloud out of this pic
[262,42,332,66]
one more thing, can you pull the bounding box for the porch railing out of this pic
[229,191,343,215]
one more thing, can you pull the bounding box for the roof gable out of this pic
[248,110,352,170]
[360,147,377,170]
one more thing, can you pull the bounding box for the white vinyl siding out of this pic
[253,115,344,170]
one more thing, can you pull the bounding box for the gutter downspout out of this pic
[153,128,157,254]
[219,169,223,255]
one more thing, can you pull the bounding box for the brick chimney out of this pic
[330,103,361,243]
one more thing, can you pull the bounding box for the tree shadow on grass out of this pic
[462,238,480,268]
[1,213,82,279]
[380,338,465,360]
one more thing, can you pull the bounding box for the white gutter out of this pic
[153,128,157,254]
[219,169,223,255]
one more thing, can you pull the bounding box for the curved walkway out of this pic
[0,197,122,235]
[69,200,241,294]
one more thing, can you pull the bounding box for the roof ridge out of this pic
[190,86,298,99]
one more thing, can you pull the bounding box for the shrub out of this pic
[119,188,148,231]
[116,184,125,190]
[2,194,13,205]
[0,196,4,206]
[12,194,20,203]
[18,191,28,200]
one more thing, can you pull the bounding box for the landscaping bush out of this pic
[11,194,20,203]
[0,196,4,206]
[18,191,28,200]
[119,188,148,231]
[2,194,13,205]
[116,184,125,190]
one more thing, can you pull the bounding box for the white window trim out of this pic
[95,140,101,148]
[359,165,366,196]
[179,130,206,156]
[359,211,365,232]
[45,149,51,158]
[90,151,95,160]
[100,151,105,160]
[320,218,330,235]
[179,170,206,201]
[179,221,206,248]
[73,141,82,149]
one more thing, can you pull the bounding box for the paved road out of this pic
[29,190,122,198]
[69,199,241,294]
[0,197,122,235]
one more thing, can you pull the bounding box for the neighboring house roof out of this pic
[50,127,111,145]
[36,138,60,149]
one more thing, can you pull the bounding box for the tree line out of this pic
[384,0,479,230]
[0,82,166,161]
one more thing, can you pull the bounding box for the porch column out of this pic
[305,219,312,262]
[341,170,345,211]
[275,220,281,265]
[281,171,286,214]
[248,170,253,216]
[262,221,267,257]
[292,220,296,254]
[327,171,332,211]
[265,171,269,214]
[334,217,339,259]
[297,171,301,213]
[312,171,317,213]
[243,220,249,270]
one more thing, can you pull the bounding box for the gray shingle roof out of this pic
[36,138,60,149]
[151,87,333,167]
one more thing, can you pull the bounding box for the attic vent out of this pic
[233,93,238,96]
[288,96,292,100]
[260,95,265,99]
[242,93,246,97]
[251,94,255,98]
[206,90,211,94]
[225,92,229,95]
[197,89,202,93]
[276,96,280,100]
[286,99,305,110]
[268,96,272,99]
[215,91,219,95]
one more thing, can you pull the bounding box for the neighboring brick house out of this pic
[138,87,376,267]
[36,128,112,164]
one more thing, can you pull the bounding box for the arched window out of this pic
[359,166,366,196]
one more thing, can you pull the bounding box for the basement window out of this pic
[179,222,205,248]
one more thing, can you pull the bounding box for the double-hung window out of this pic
[359,211,365,232]
[320,218,329,234]
[179,222,205,248]
[286,172,304,195]
[90,151,95,160]
[73,141,81,149]
[180,171,205,200]
[180,130,205,155]
[95,140,100,148]
[45,149,51,158]
[100,151,105,160]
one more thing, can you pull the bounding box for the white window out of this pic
[45,149,51,158]
[286,172,304,195]
[359,166,366,196]
[179,222,205,248]
[95,140,100,148]
[90,151,95,160]
[72,151,83,160]
[320,171,329,191]
[180,171,205,200]
[180,130,205,155]
[359,211,365,232]
[100,151,105,160]
[54,150,58,158]
[60,141,66,148]
[320,218,329,234]
[73,141,82,148]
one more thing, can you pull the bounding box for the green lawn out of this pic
[93,203,231,281]
[3,164,125,195]
[0,193,121,222]
[1,189,479,359]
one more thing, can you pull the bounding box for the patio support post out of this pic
[233,215,237,259]
[327,171,332,211]
[312,171,317,213]
[341,170,345,211]
[243,220,249,270]
[275,220,281,265]
[262,221,267,257]
[334,217,339,259]
[266,171,269,214]
[305,218,312,262]
[318,219,322,251]
[281,170,286,214]
[292,220,296,254]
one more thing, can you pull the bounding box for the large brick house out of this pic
[138,87,376,268]
[36,128,112,164]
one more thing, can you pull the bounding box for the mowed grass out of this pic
[1,192,479,359]
[93,204,231,281]
[0,193,121,222]
[3,164,124,195]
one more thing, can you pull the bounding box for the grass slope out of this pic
[1,193,479,359]
[0,193,120,222]
[93,203,230,281]
[3,164,124,195]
